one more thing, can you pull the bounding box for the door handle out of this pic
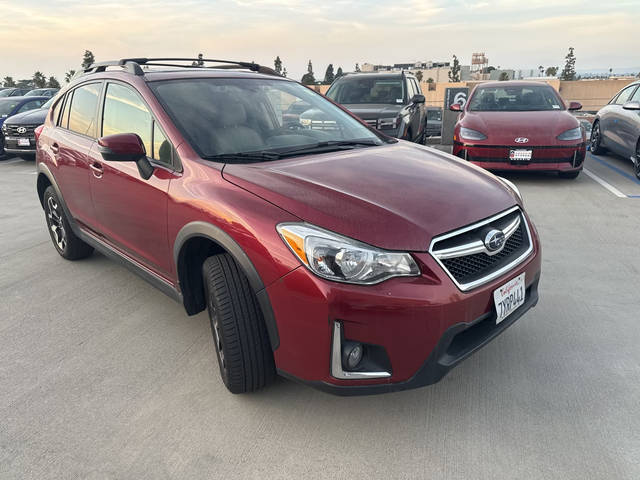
[51,143,59,154]
[90,162,103,178]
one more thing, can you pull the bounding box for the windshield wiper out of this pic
[277,139,383,158]
[202,151,281,163]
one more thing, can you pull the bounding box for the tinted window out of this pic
[153,122,172,164]
[59,92,71,128]
[50,98,63,125]
[17,100,44,113]
[407,80,416,98]
[102,83,152,155]
[68,83,101,137]
[613,85,638,105]
[413,79,422,95]
[327,77,405,105]
[469,84,563,111]
[0,99,20,117]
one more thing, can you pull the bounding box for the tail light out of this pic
[34,125,44,142]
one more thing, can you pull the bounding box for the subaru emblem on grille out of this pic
[484,229,506,252]
[17,127,27,134]
[514,137,529,143]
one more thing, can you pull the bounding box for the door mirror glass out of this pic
[411,94,426,104]
[568,101,582,111]
[622,101,640,111]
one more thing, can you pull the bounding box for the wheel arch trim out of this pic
[173,221,280,350]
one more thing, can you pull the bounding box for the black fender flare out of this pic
[173,221,280,350]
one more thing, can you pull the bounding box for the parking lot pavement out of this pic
[1,155,639,480]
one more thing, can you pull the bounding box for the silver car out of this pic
[591,80,640,178]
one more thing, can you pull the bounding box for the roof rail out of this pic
[76,57,279,79]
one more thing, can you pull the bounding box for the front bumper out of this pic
[2,135,36,155]
[453,142,586,172]
[268,223,542,395]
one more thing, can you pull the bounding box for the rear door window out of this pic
[67,83,101,137]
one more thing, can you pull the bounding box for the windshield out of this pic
[468,85,564,112]
[42,98,54,109]
[0,99,19,116]
[326,77,405,105]
[149,78,383,159]
[25,89,45,96]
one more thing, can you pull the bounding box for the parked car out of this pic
[452,81,586,179]
[0,96,49,157]
[0,87,32,97]
[25,88,59,98]
[2,97,53,159]
[325,72,428,143]
[36,57,541,395]
[425,107,443,137]
[590,80,640,179]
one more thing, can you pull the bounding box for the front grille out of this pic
[430,207,532,290]
[3,124,37,137]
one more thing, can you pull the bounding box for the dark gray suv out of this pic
[325,72,427,144]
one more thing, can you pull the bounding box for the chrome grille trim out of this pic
[429,206,534,291]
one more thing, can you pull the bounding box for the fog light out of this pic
[345,342,363,370]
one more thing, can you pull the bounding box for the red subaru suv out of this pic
[36,58,541,395]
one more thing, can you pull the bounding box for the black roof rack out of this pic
[77,57,279,78]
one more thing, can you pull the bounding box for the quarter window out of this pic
[152,122,172,164]
[612,86,637,105]
[102,83,152,155]
[68,83,101,137]
[629,85,640,103]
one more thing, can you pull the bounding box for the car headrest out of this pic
[215,97,248,127]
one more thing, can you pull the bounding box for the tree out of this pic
[485,66,496,74]
[545,66,558,77]
[448,55,460,82]
[538,65,544,77]
[355,63,361,72]
[81,50,95,69]
[499,71,510,81]
[47,76,61,88]
[2,76,16,87]
[323,64,335,84]
[560,47,576,81]
[274,56,282,75]
[415,71,423,82]
[32,71,47,88]
[301,60,316,85]
[17,79,32,88]
[335,67,344,79]
[426,77,434,83]
[282,67,288,77]
[65,70,76,83]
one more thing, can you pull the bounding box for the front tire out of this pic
[43,186,94,260]
[202,253,275,394]
[590,121,606,155]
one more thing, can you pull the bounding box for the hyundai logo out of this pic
[17,127,27,134]
[514,137,529,143]
[484,229,506,253]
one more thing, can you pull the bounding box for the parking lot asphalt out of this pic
[1,152,639,479]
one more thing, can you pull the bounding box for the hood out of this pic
[342,104,405,120]
[222,142,517,251]
[4,108,48,126]
[460,110,580,145]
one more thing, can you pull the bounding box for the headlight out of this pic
[277,223,420,284]
[459,127,487,141]
[378,117,399,129]
[557,127,583,141]
[497,176,523,203]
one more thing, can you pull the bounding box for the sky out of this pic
[1,0,638,82]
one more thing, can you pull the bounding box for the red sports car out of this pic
[452,81,586,179]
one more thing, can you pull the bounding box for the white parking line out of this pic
[583,169,627,198]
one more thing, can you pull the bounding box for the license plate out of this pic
[493,273,525,324]
[509,149,532,161]
[18,138,30,146]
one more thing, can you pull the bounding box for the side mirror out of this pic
[568,101,582,111]
[98,133,154,180]
[449,103,462,112]
[411,94,426,104]
[622,101,640,111]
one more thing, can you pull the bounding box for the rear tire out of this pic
[43,186,94,260]
[202,253,275,394]
[635,140,640,180]
[590,121,606,155]
[559,171,580,179]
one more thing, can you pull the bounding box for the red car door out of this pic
[50,82,103,231]
[89,81,178,279]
